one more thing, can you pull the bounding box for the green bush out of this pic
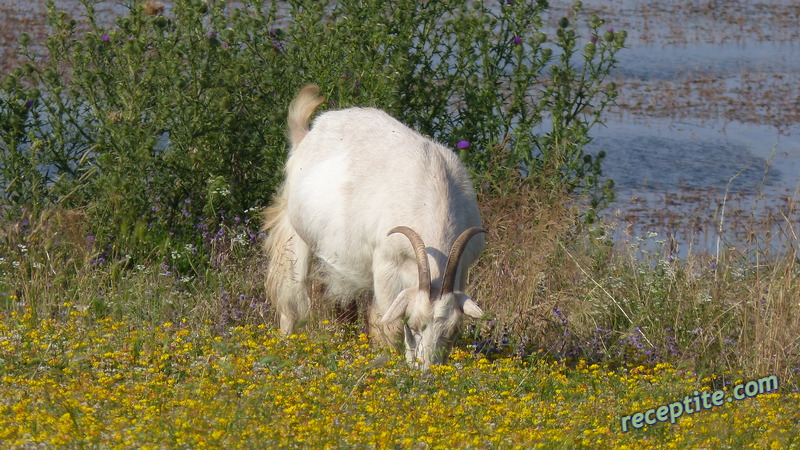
[0,0,624,266]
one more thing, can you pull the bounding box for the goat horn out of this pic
[388,226,431,296]
[441,227,487,296]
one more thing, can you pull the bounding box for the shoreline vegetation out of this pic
[1,0,799,446]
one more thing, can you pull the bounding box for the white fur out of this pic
[263,85,485,369]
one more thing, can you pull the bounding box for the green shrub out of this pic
[0,0,624,267]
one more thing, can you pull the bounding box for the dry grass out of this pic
[0,182,798,390]
[448,181,800,389]
[468,185,582,345]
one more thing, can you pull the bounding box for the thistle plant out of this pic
[0,0,625,266]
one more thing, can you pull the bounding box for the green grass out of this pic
[1,187,799,446]
[1,305,798,448]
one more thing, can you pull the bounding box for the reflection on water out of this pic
[589,119,797,196]
[615,42,800,81]
[582,1,800,254]
[589,118,800,258]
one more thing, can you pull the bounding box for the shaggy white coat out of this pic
[263,85,485,368]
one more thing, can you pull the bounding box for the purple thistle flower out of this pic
[456,140,470,149]
[512,36,523,45]
[272,40,283,51]
[208,31,217,38]
[590,36,598,44]
[24,100,33,109]
[101,34,110,42]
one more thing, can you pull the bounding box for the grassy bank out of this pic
[2,0,800,446]
[1,185,800,446]
[1,305,798,448]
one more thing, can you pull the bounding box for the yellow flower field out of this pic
[1,305,798,448]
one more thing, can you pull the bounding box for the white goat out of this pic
[263,85,486,369]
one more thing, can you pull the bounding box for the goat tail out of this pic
[287,84,326,148]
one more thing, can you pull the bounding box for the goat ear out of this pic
[381,288,414,324]
[460,295,484,319]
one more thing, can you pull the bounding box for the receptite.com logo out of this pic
[620,375,779,432]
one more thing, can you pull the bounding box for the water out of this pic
[565,0,800,253]
[594,23,800,201]
[615,42,800,81]
[588,117,800,258]
[590,118,799,197]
